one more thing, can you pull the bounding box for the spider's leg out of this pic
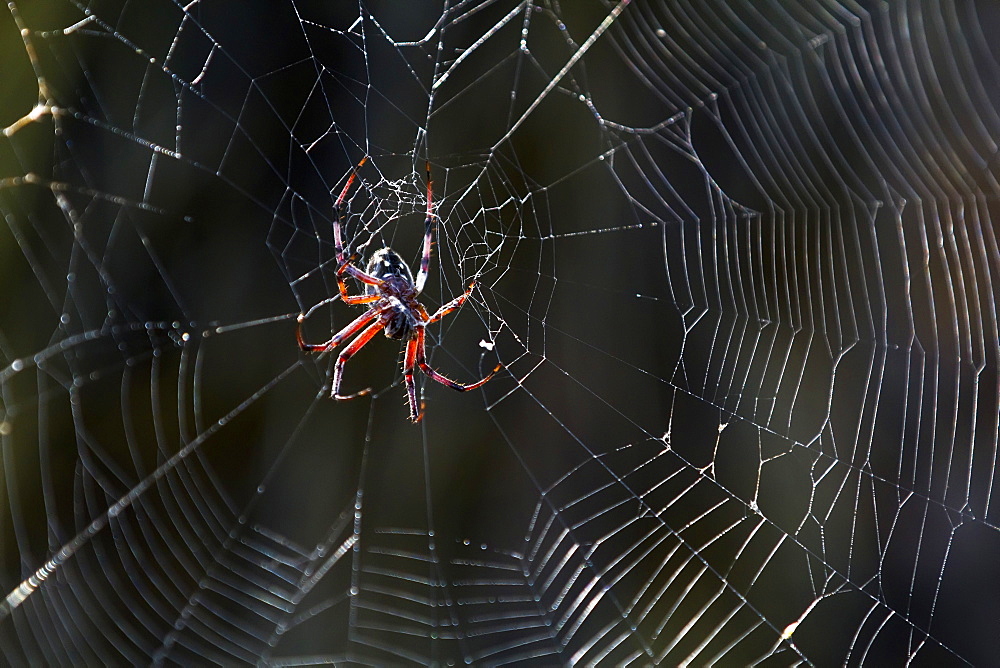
[426,281,476,323]
[415,326,501,392]
[336,263,382,305]
[331,319,386,400]
[414,161,435,294]
[403,335,422,422]
[334,248,388,304]
[328,157,386,301]
[333,156,367,267]
[297,307,379,352]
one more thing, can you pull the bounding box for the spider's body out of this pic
[364,248,419,340]
[366,248,420,340]
[297,159,500,422]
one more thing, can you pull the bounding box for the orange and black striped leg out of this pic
[415,161,435,294]
[336,254,384,305]
[427,282,476,323]
[335,272,382,305]
[297,308,378,352]
[333,157,367,266]
[331,319,385,400]
[415,327,501,392]
[403,336,422,422]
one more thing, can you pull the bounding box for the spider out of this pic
[297,157,501,423]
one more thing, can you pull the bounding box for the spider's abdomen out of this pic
[364,247,418,340]
[365,248,415,289]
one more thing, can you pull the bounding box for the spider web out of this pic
[1,0,998,664]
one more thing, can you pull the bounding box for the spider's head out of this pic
[365,247,415,288]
